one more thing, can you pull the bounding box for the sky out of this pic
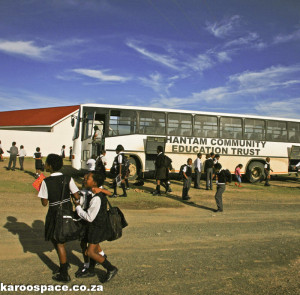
[0,0,300,119]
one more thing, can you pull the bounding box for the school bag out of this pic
[224,169,232,183]
[95,156,106,178]
[106,198,128,241]
[53,177,84,243]
[178,164,187,180]
[163,155,173,170]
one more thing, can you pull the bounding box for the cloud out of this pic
[126,40,180,70]
[72,68,130,82]
[206,15,240,38]
[273,28,300,44]
[0,40,53,60]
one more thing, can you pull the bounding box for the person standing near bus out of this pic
[264,157,273,186]
[194,153,202,189]
[182,158,193,200]
[152,146,169,196]
[204,152,215,190]
[0,140,4,162]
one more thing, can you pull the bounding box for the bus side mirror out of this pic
[71,117,75,127]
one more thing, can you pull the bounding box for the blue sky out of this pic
[0,0,300,119]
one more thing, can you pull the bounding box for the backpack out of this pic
[122,155,130,171]
[224,169,232,183]
[178,164,187,180]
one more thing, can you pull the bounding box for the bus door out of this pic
[289,145,300,172]
[81,110,95,169]
[145,136,166,171]
[93,111,108,155]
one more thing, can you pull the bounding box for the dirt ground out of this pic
[0,158,299,295]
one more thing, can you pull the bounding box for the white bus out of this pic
[71,103,300,182]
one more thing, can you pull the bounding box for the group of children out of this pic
[38,154,118,283]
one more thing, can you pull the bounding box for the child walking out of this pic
[75,173,118,283]
[18,145,26,171]
[264,157,273,186]
[182,158,193,200]
[235,164,243,187]
[38,154,80,282]
[33,147,43,178]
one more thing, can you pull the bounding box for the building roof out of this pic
[0,105,79,127]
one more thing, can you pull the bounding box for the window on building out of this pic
[244,119,266,140]
[167,113,193,136]
[194,115,218,138]
[220,117,243,139]
[266,121,287,141]
[139,111,166,135]
[288,122,300,142]
[109,110,136,136]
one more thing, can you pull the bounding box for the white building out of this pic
[0,105,79,158]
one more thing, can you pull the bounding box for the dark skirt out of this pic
[35,159,43,170]
[45,210,57,241]
[87,219,111,244]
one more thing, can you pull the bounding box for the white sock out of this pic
[99,251,105,256]
[84,262,90,268]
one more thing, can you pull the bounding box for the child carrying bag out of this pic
[106,198,128,241]
[53,177,84,243]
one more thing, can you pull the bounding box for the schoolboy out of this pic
[38,153,80,282]
[33,147,43,178]
[18,145,27,171]
[214,163,230,212]
[264,157,273,186]
[194,153,202,189]
[7,142,18,171]
[182,158,193,200]
[75,173,118,283]
[204,152,215,190]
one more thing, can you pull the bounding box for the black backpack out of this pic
[178,164,187,180]
[95,157,106,178]
[164,155,173,169]
[224,169,232,183]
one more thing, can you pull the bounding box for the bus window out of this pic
[194,115,218,138]
[167,113,192,136]
[244,119,265,140]
[82,112,94,140]
[139,111,166,135]
[220,117,243,139]
[109,110,136,136]
[288,122,300,143]
[266,121,287,141]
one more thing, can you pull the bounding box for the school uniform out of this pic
[182,164,192,200]
[61,148,65,159]
[86,158,96,171]
[215,169,229,212]
[33,152,43,170]
[155,152,168,180]
[112,152,127,196]
[7,145,18,170]
[18,148,26,170]
[264,162,271,186]
[204,158,214,190]
[38,172,79,242]
[194,158,202,188]
[76,192,111,244]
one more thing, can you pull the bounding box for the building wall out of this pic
[0,113,77,158]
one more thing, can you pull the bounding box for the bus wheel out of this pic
[246,161,265,183]
[128,157,139,180]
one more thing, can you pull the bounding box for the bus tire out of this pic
[246,161,265,183]
[128,156,140,180]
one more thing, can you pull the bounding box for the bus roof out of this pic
[79,103,300,123]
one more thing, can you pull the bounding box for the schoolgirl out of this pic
[235,164,243,187]
[75,173,118,283]
[38,153,80,282]
[33,147,43,178]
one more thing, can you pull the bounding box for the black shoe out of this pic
[264,184,270,186]
[52,273,71,283]
[110,194,118,198]
[53,262,71,275]
[215,209,223,212]
[152,191,161,196]
[194,186,200,189]
[104,267,118,283]
[75,267,95,278]
[182,196,191,200]
[205,188,209,190]
[119,194,127,197]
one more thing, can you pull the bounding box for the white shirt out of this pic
[117,152,124,164]
[76,194,101,222]
[194,158,202,171]
[38,172,79,199]
[19,149,27,157]
[86,159,96,171]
